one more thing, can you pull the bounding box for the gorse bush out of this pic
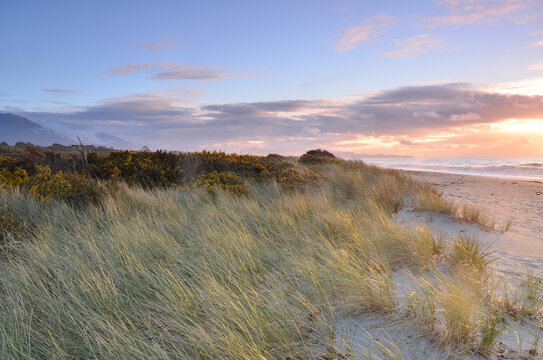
[0,145,83,174]
[0,205,16,246]
[0,168,30,188]
[1,166,103,205]
[190,171,249,196]
[27,166,73,203]
[304,149,336,159]
[1,146,321,200]
[179,150,320,188]
[299,149,340,165]
[88,150,181,188]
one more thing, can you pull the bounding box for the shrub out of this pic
[299,149,339,165]
[28,166,73,203]
[0,168,30,189]
[0,146,81,175]
[1,166,103,205]
[1,148,322,202]
[0,205,16,246]
[265,153,285,162]
[179,151,320,189]
[190,171,249,196]
[304,149,336,159]
[88,150,181,188]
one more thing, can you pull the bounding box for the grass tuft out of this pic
[451,235,494,273]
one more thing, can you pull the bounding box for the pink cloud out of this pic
[385,34,446,58]
[429,0,533,26]
[335,15,396,53]
[450,112,482,121]
[104,63,249,81]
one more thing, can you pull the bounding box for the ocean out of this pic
[361,157,543,181]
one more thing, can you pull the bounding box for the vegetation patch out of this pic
[190,171,249,196]
[0,145,537,358]
[299,149,340,165]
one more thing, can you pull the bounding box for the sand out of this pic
[403,171,543,280]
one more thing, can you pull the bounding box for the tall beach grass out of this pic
[0,161,538,359]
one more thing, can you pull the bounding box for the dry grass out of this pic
[404,271,507,356]
[413,183,500,231]
[451,235,495,273]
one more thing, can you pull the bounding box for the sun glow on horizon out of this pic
[489,119,543,133]
[329,118,543,157]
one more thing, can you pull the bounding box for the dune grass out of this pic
[413,183,504,231]
[0,161,536,359]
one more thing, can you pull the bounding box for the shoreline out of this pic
[404,169,543,184]
[399,169,543,279]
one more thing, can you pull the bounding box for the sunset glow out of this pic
[489,119,543,133]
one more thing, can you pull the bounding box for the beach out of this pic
[400,170,543,279]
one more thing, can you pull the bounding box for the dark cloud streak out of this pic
[105,63,249,81]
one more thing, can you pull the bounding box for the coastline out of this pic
[400,169,543,279]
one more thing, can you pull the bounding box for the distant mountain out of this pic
[334,151,412,159]
[0,113,71,145]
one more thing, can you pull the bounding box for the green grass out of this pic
[0,160,535,359]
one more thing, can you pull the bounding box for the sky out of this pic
[1,0,543,157]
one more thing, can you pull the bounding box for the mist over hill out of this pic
[0,113,71,146]
[0,113,136,149]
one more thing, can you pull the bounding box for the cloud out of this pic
[450,112,482,121]
[42,89,79,95]
[152,66,248,81]
[533,40,543,46]
[104,62,179,75]
[527,62,543,71]
[95,132,134,148]
[429,0,535,26]
[385,34,446,58]
[15,83,543,156]
[104,62,249,81]
[137,36,181,52]
[335,14,396,53]
[43,100,73,105]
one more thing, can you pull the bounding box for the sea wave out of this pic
[361,157,543,181]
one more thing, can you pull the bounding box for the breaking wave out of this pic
[361,157,543,181]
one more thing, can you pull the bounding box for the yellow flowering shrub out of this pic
[180,151,320,189]
[28,166,73,203]
[0,168,30,189]
[191,171,249,196]
[0,166,103,205]
[0,147,323,205]
[298,149,339,165]
[87,150,181,188]
[0,205,16,246]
